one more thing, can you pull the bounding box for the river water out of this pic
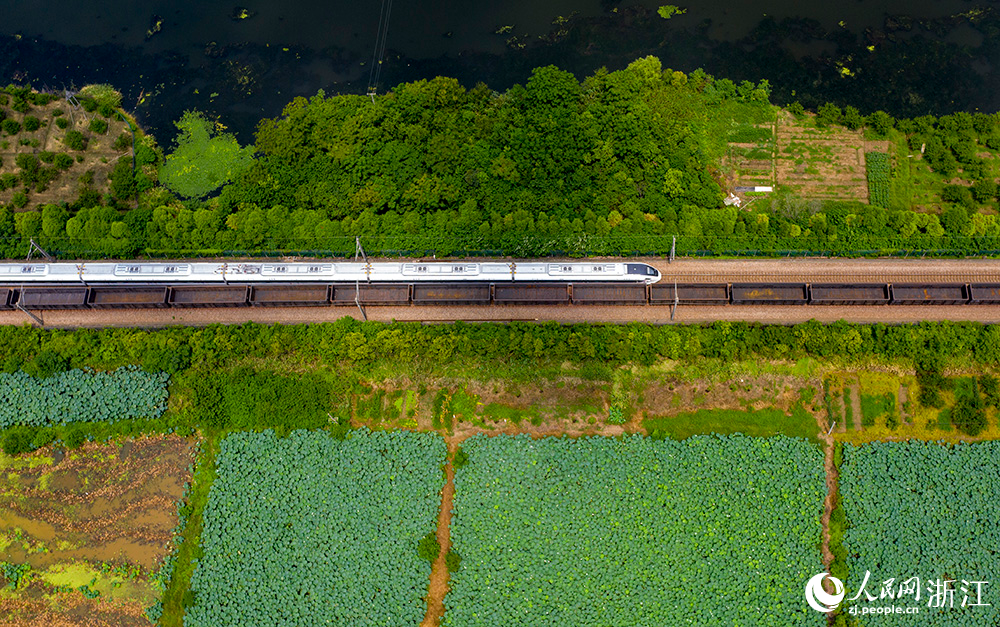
[1,0,997,142]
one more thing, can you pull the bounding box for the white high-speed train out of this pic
[0,260,662,284]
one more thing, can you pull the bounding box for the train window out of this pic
[454,266,464,273]
[20,266,34,273]
[417,266,427,272]
[308,266,321,272]
[127,266,139,273]
[165,266,177,273]
[274,266,287,273]
[593,266,603,272]
[562,266,572,272]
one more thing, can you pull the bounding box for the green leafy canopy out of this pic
[159,111,254,199]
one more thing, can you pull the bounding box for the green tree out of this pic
[816,103,842,126]
[843,106,863,130]
[159,111,255,198]
[866,111,895,136]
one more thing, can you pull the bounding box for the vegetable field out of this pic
[185,429,447,627]
[445,434,826,626]
[865,152,891,208]
[0,367,168,428]
[840,441,1000,625]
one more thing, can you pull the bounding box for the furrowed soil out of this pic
[0,435,195,627]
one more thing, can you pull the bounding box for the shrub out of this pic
[1,427,35,456]
[0,173,17,191]
[53,153,74,170]
[787,101,805,117]
[63,425,88,449]
[78,84,123,110]
[52,108,64,117]
[866,110,895,136]
[23,116,40,132]
[55,117,69,129]
[417,531,441,562]
[445,550,462,572]
[65,130,86,150]
[23,350,68,378]
[817,103,842,126]
[98,103,115,118]
[941,185,975,208]
[80,98,98,113]
[89,119,108,135]
[113,133,130,150]
[11,192,28,209]
[27,92,54,106]
[11,99,29,114]
[843,105,863,130]
[951,379,987,436]
[972,179,997,203]
[2,119,21,135]
[38,151,54,163]
[14,154,40,184]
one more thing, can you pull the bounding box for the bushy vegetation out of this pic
[2,69,1000,257]
[840,441,1000,625]
[447,434,825,626]
[185,367,335,433]
[186,429,446,627]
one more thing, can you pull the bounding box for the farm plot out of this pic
[0,435,194,627]
[185,429,446,627]
[725,123,776,188]
[776,112,869,201]
[445,434,826,626]
[840,441,1000,625]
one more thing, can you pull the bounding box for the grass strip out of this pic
[159,428,221,627]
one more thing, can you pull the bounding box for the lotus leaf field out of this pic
[0,366,169,427]
[185,429,447,627]
[445,434,826,626]
[840,441,1000,626]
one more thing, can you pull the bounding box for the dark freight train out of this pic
[0,282,998,310]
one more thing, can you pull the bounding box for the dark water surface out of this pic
[2,0,998,142]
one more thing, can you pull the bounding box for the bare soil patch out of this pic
[0,435,195,627]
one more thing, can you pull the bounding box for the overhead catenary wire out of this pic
[367,0,394,97]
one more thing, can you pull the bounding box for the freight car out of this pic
[2,280,997,310]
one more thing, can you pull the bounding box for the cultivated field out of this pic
[185,429,446,627]
[839,441,1000,626]
[775,111,876,202]
[445,434,826,626]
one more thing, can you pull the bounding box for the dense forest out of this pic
[2,56,1000,258]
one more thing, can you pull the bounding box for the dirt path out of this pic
[849,385,862,431]
[422,441,457,627]
[813,409,836,569]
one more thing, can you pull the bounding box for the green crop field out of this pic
[445,434,826,626]
[840,441,1000,625]
[185,429,447,627]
